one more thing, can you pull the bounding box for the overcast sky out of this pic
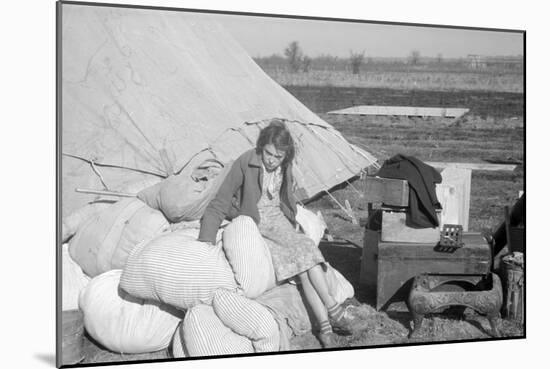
[207,12,523,59]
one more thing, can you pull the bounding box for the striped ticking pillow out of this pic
[222,216,277,298]
[120,231,237,310]
[182,304,254,356]
[213,288,280,352]
[171,321,187,358]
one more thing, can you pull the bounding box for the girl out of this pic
[198,120,368,348]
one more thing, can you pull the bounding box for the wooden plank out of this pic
[426,162,516,172]
[381,211,440,243]
[327,105,469,118]
[436,167,472,231]
[378,233,490,261]
[359,229,379,288]
[435,184,459,226]
[364,176,409,206]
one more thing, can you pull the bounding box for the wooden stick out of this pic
[75,188,137,198]
[345,199,359,225]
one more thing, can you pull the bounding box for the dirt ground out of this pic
[296,85,524,349]
[79,85,525,364]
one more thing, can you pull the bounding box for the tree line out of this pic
[264,41,428,75]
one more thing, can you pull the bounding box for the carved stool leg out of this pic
[487,312,501,338]
[410,312,425,338]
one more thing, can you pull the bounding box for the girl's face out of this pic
[261,143,286,172]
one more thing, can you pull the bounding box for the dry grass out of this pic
[264,69,523,93]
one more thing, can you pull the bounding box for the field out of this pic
[255,57,523,93]
[287,78,525,349]
[265,69,523,93]
[284,85,524,231]
[80,64,525,363]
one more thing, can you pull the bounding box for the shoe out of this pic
[329,305,370,335]
[317,332,348,349]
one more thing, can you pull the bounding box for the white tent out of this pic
[61,4,378,216]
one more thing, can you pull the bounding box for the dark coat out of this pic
[376,154,442,228]
[198,149,298,244]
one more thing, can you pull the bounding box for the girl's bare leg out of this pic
[297,272,329,324]
[298,271,349,348]
[306,264,338,308]
[301,265,369,341]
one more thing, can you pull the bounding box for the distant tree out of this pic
[349,50,365,75]
[316,54,343,71]
[253,53,286,70]
[436,53,444,64]
[284,41,303,73]
[302,55,312,72]
[409,50,421,65]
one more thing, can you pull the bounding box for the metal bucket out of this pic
[502,258,524,323]
[62,309,85,365]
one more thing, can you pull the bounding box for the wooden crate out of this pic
[364,176,409,207]
[381,210,441,243]
[375,233,491,310]
[359,228,379,289]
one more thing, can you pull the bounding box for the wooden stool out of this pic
[407,273,503,338]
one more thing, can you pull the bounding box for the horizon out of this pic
[251,53,524,60]
[206,12,524,59]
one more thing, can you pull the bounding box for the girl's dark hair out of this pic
[256,119,295,166]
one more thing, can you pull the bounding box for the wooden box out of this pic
[436,167,471,231]
[361,231,491,310]
[359,228,379,290]
[381,210,441,243]
[364,176,409,207]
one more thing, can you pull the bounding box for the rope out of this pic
[345,179,363,198]
[324,190,355,222]
[176,147,214,175]
[90,160,109,190]
[62,153,167,178]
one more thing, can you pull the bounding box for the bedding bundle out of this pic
[62,197,354,356]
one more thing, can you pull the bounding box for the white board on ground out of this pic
[327,105,469,118]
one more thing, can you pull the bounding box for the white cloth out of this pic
[261,163,282,199]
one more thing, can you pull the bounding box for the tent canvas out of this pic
[61,5,378,216]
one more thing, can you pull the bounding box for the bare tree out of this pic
[284,41,303,73]
[409,50,421,65]
[349,50,365,75]
[302,55,312,72]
